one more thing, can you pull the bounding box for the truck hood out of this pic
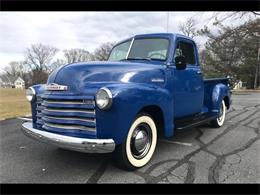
[47,61,166,94]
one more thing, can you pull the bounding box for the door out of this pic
[173,38,204,118]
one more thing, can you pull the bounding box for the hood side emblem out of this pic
[151,78,164,83]
[46,83,68,91]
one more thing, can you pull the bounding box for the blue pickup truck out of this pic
[22,33,231,170]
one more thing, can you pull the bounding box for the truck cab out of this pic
[22,33,231,170]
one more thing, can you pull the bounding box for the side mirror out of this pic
[175,56,186,70]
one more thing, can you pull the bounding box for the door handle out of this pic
[196,71,202,75]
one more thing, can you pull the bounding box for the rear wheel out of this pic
[114,113,157,170]
[211,100,226,127]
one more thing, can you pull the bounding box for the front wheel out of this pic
[211,100,226,127]
[114,113,157,170]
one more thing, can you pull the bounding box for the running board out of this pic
[175,115,216,130]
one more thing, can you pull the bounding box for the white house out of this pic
[233,80,245,90]
[14,77,25,89]
[0,75,25,89]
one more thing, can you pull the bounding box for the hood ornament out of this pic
[45,83,68,91]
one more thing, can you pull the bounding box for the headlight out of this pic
[26,87,36,102]
[96,87,112,110]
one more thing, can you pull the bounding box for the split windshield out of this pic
[108,38,169,62]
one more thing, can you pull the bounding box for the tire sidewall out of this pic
[217,100,226,126]
[125,114,157,168]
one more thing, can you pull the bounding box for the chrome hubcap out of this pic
[130,123,152,159]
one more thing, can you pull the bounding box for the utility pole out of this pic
[166,12,169,32]
[254,29,260,89]
[256,46,260,88]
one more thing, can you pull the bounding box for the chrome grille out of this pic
[43,108,94,114]
[36,95,43,128]
[35,95,96,133]
[43,122,96,131]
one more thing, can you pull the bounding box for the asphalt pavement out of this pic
[0,92,259,183]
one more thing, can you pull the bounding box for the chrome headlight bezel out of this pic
[26,87,36,102]
[95,87,113,110]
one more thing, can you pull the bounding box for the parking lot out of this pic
[0,92,259,183]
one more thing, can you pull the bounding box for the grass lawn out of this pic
[0,88,31,120]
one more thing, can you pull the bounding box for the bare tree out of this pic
[3,61,34,87]
[24,43,58,85]
[25,43,59,71]
[211,12,260,24]
[178,17,198,38]
[63,48,93,64]
[93,42,115,61]
[4,61,26,78]
[29,69,49,86]
[49,59,67,72]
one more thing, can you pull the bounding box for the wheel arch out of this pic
[211,83,231,112]
[137,105,165,138]
[223,96,230,109]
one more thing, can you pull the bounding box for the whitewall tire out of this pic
[211,100,226,127]
[114,113,157,170]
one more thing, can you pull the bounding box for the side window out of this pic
[174,41,196,65]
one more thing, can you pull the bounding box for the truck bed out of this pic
[175,78,230,130]
[204,77,229,84]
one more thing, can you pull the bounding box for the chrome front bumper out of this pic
[21,122,115,153]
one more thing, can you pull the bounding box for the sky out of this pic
[0,11,253,72]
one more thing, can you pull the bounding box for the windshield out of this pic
[108,38,169,61]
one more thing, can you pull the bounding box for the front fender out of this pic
[95,83,174,145]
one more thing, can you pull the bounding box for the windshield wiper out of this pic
[119,57,165,62]
[149,58,165,61]
[119,57,151,62]
[126,57,152,61]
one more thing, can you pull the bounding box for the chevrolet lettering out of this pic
[45,83,68,91]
